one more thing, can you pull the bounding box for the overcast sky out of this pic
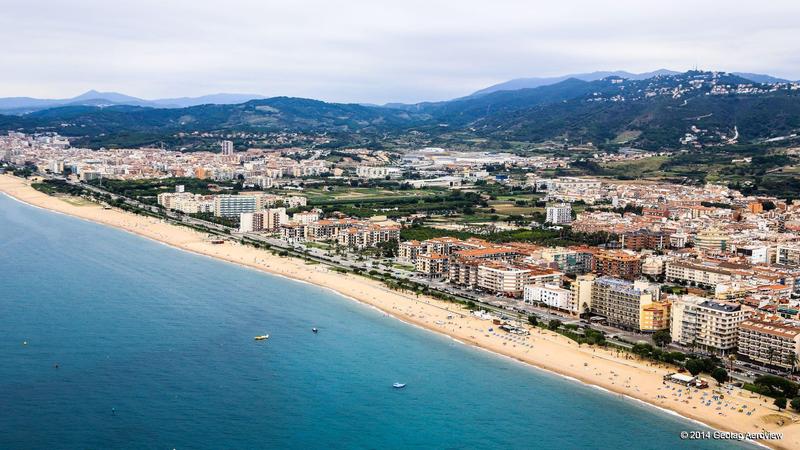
[2,0,799,104]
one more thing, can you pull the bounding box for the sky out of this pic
[2,0,799,104]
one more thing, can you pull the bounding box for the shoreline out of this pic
[1,174,798,449]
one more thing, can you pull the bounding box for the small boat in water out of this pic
[254,335,269,341]
[392,382,406,389]
[312,328,318,333]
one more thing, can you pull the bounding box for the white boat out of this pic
[254,334,269,341]
[392,382,406,389]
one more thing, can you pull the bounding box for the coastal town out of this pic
[4,131,800,445]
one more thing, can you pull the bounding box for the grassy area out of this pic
[289,186,442,203]
[58,196,94,207]
[305,241,332,250]
[600,156,671,178]
[612,130,642,144]
[401,225,614,246]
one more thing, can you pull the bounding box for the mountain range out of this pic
[1,70,795,116]
[1,70,798,151]
[0,91,268,115]
[466,70,793,97]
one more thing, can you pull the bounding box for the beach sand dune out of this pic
[2,174,798,449]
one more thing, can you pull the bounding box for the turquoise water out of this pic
[0,194,753,449]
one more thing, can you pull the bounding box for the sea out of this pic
[0,193,755,449]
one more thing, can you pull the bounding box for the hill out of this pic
[0,90,269,114]
[1,71,799,150]
[468,69,679,97]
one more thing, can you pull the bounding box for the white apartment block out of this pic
[157,192,214,214]
[545,203,573,225]
[356,166,403,179]
[670,295,747,355]
[291,211,320,225]
[524,284,572,311]
[735,245,768,265]
[220,140,234,155]
[665,261,732,288]
[477,263,531,296]
[284,196,308,208]
[238,208,288,232]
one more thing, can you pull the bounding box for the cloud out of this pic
[1,0,798,103]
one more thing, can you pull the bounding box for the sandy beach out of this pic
[2,173,799,449]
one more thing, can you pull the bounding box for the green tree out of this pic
[528,315,538,326]
[711,367,728,385]
[791,397,800,413]
[685,359,704,376]
[652,330,671,347]
[774,397,787,411]
[547,319,562,331]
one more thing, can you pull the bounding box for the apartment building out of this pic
[355,166,403,179]
[545,203,573,225]
[307,218,364,241]
[570,274,596,314]
[336,224,400,250]
[540,247,593,274]
[238,208,288,233]
[476,262,532,297]
[415,253,450,278]
[694,229,729,253]
[735,245,768,265]
[620,229,667,251]
[670,296,747,355]
[664,260,733,288]
[400,237,482,265]
[214,195,257,218]
[399,240,424,264]
[777,244,800,267]
[448,259,482,289]
[524,284,572,311]
[291,210,320,225]
[157,192,214,214]
[279,222,307,243]
[738,318,800,370]
[641,300,671,332]
[220,140,234,155]
[592,250,642,280]
[590,277,661,331]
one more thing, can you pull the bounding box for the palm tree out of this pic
[728,354,737,374]
[767,347,776,368]
[785,353,799,375]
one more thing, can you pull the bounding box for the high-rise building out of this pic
[220,140,234,155]
[590,277,662,331]
[545,203,573,225]
[592,250,642,280]
[738,318,800,369]
[570,274,596,314]
[671,296,747,354]
[214,195,256,218]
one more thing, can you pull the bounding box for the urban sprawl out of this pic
[5,132,800,381]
